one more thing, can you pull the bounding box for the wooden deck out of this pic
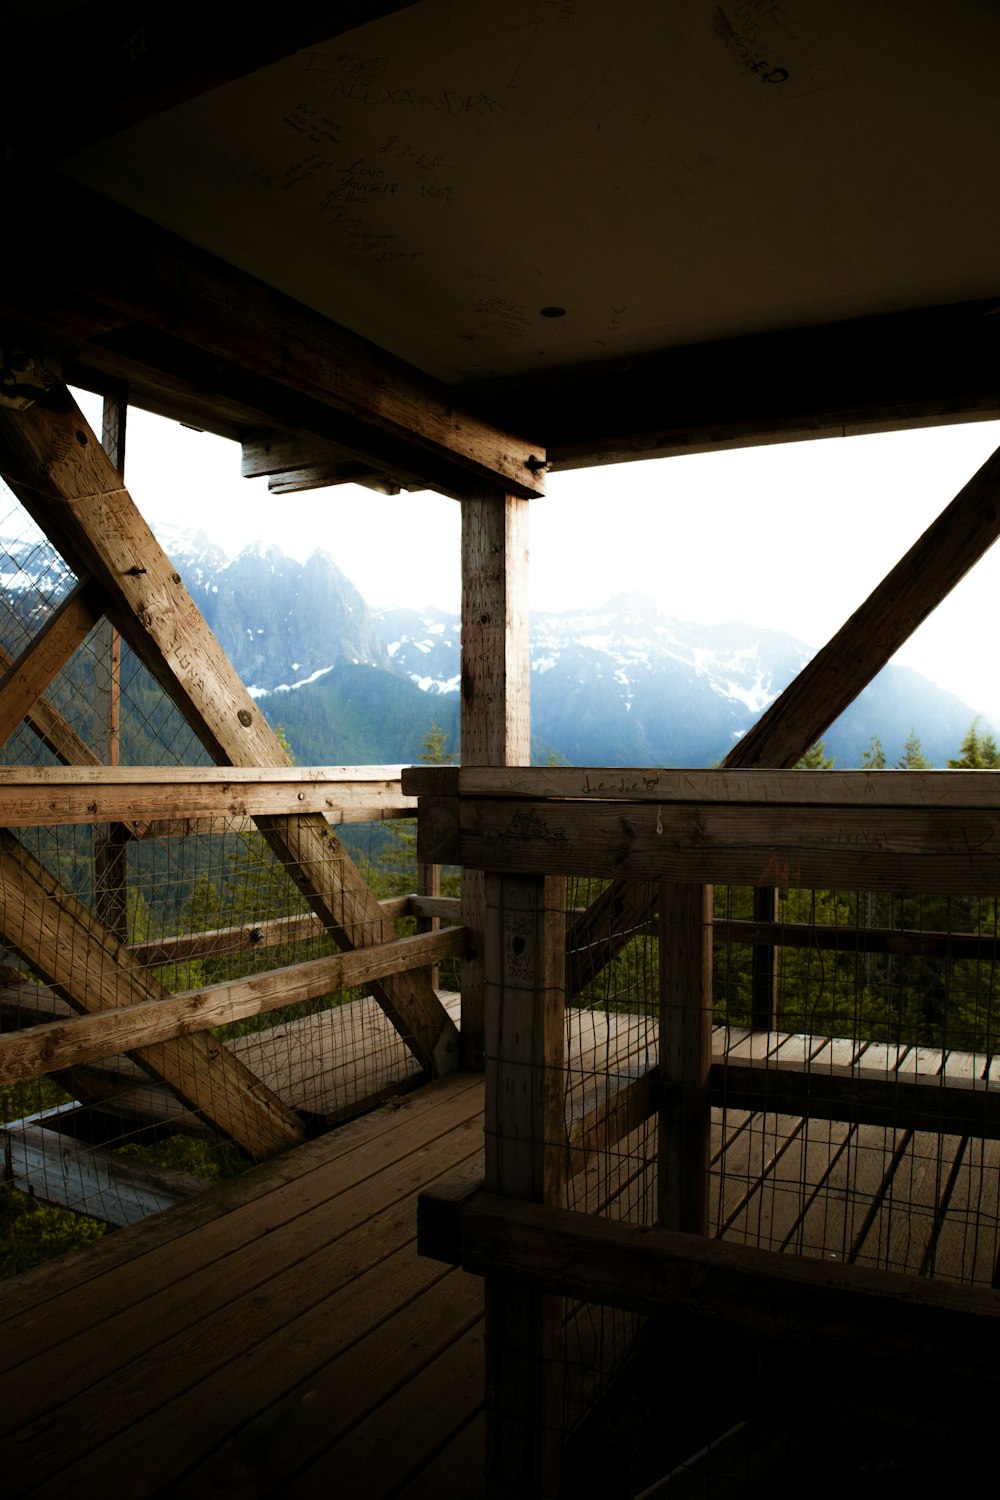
[2,1006,998,1497]
[0,1071,487,1500]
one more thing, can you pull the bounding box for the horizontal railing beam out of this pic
[418,1188,1000,1438]
[420,796,1000,894]
[403,764,1000,809]
[128,894,462,967]
[0,926,468,1086]
[0,766,416,827]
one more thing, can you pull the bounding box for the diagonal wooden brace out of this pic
[0,830,305,1159]
[0,384,459,1075]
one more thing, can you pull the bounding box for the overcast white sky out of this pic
[74,391,1000,727]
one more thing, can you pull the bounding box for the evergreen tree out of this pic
[861,735,886,769]
[897,730,930,769]
[947,717,1000,768]
[420,719,455,765]
[796,740,834,769]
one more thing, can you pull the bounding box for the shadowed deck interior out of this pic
[2,997,997,1497]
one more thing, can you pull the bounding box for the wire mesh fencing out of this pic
[0,484,439,1272]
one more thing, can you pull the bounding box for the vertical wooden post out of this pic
[93,386,128,941]
[658,881,714,1236]
[485,871,566,1499]
[460,488,530,1069]
[750,885,779,1030]
[416,857,441,989]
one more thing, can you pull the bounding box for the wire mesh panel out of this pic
[0,484,431,1272]
[712,882,1000,1287]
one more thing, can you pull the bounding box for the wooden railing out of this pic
[0,766,467,1103]
[409,763,1000,1497]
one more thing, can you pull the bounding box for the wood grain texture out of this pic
[483,874,566,1500]
[0,926,467,1086]
[460,490,531,1072]
[0,389,458,1073]
[0,769,415,825]
[0,169,545,497]
[0,830,305,1158]
[460,797,1000,893]
[0,578,104,750]
[659,883,713,1236]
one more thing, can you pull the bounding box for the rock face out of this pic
[162,531,390,695]
[372,593,980,768]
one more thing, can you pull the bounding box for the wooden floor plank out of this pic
[392,1411,486,1500]
[285,1313,486,1500]
[0,1044,482,1329]
[42,1251,478,1497]
[1,1014,998,1500]
[927,1134,1000,1283]
[715,1113,805,1238]
[851,1130,963,1275]
[0,1074,484,1373]
[164,1271,484,1499]
[0,1121,484,1448]
[724,1116,854,1254]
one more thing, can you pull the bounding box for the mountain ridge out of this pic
[0,527,986,770]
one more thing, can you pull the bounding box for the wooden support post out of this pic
[749,886,779,1031]
[93,384,128,940]
[658,882,713,1236]
[460,489,530,1069]
[416,858,441,990]
[485,872,566,1500]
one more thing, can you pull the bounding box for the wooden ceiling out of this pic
[3,1,1000,490]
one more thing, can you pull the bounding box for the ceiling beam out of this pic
[0,168,546,499]
[3,3,423,165]
[465,299,1000,470]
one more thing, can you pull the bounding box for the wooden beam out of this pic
[0,170,546,498]
[466,298,1000,470]
[484,873,566,1500]
[425,1190,1000,1406]
[0,578,105,750]
[2,1119,211,1226]
[241,430,411,494]
[62,332,478,496]
[712,1058,1000,1140]
[267,467,401,497]
[0,390,459,1074]
[0,766,416,826]
[0,830,305,1159]
[659,883,713,1236]
[409,764,1000,808]
[458,796,1000,893]
[717,917,1000,962]
[94,383,128,939]
[0,642,100,767]
[3,4,425,164]
[460,490,532,1072]
[460,493,532,768]
[727,445,1000,770]
[0,926,468,1087]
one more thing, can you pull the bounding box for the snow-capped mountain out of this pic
[372,591,982,767]
[158,527,390,694]
[376,593,813,764]
[0,526,985,769]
